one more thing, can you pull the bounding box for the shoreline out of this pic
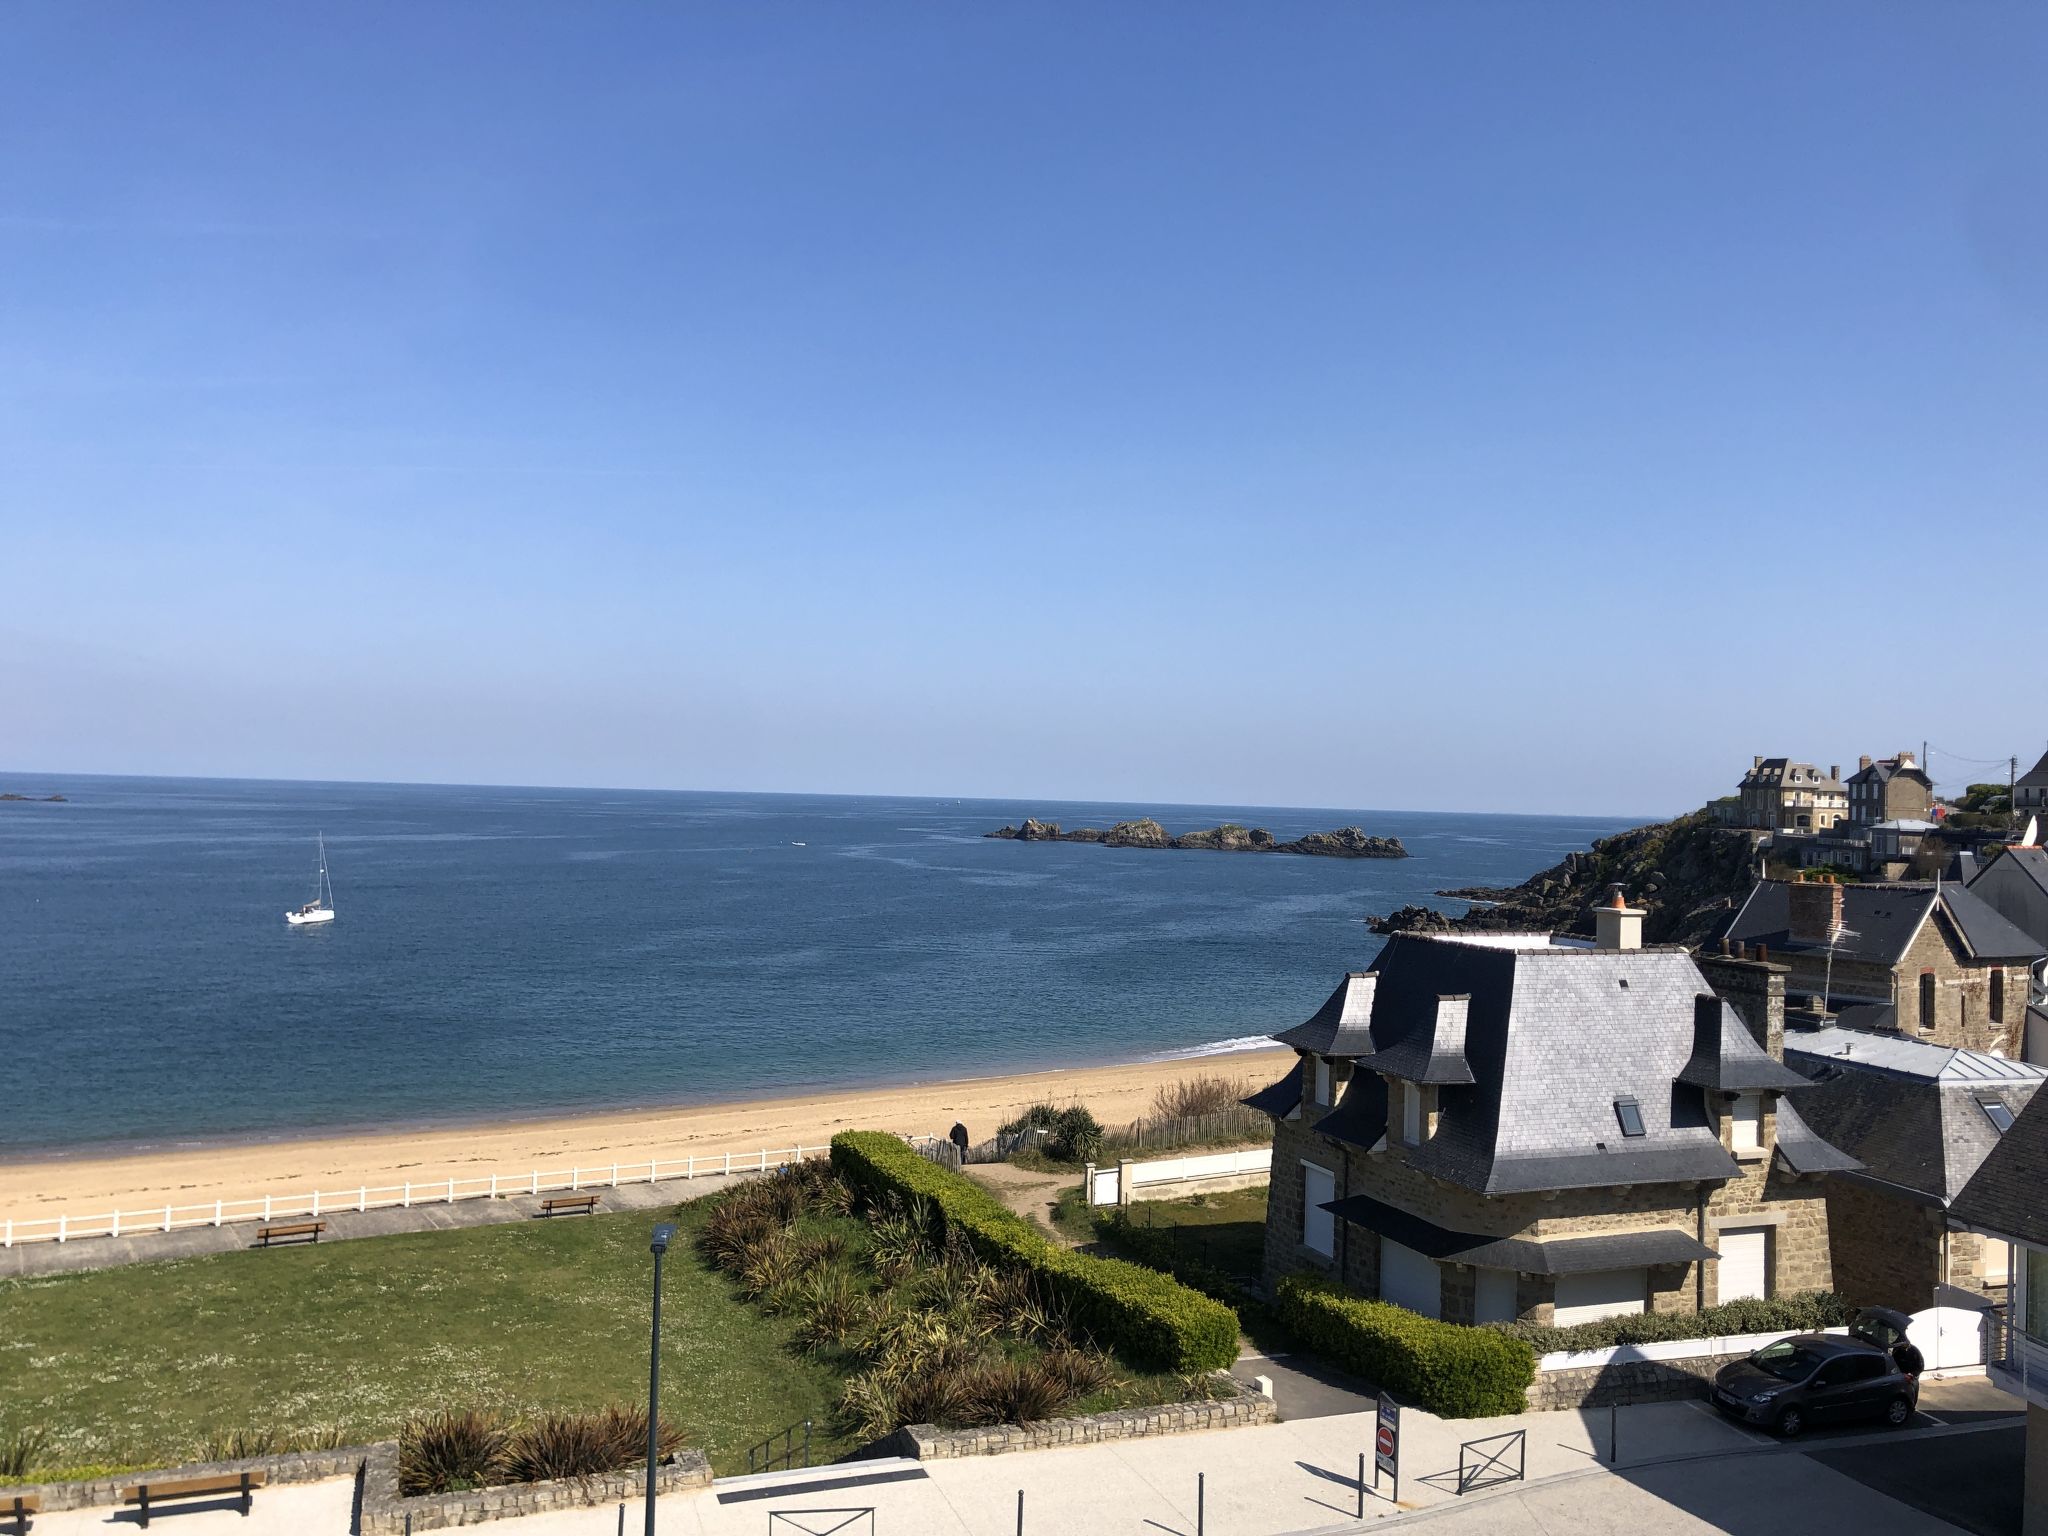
[0,1048,1295,1218]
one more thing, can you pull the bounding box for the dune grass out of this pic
[0,1200,845,1478]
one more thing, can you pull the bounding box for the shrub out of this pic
[1494,1290,1855,1357]
[1278,1275,1534,1418]
[1045,1105,1103,1164]
[831,1132,1238,1374]
[1150,1074,1253,1122]
[997,1103,1067,1138]
[0,1427,49,1480]
[502,1406,683,1485]
[791,1265,866,1355]
[398,1410,509,1496]
[198,1425,350,1461]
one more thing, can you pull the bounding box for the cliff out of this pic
[986,818,1407,859]
[1366,809,1756,947]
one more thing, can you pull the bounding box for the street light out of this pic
[646,1222,677,1536]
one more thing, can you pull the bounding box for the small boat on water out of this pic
[286,834,336,926]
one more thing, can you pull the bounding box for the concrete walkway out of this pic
[22,1387,2025,1536]
[0,1168,765,1279]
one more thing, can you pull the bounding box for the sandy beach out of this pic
[0,1049,1293,1218]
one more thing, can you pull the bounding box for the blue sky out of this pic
[3,4,2043,815]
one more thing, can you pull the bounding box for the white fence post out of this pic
[403,1182,412,1209]
[358,1186,366,1213]
[611,1163,618,1188]
[571,1167,580,1192]
[58,1215,66,1243]
[110,1210,120,1239]
[724,1152,732,1176]
[490,1174,499,1200]
[312,1191,320,1218]
[447,1178,454,1204]
[687,1156,695,1180]
[214,1200,223,1228]
[531,1170,539,1196]
[162,1205,171,1233]
[265,1195,273,1222]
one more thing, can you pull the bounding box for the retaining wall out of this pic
[359,1441,712,1534]
[898,1374,1274,1458]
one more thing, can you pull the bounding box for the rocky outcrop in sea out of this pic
[985,817,1407,859]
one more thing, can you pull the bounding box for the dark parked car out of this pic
[1712,1307,1920,1437]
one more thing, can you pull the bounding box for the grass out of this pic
[0,1201,846,1478]
[1091,1186,1269,1277]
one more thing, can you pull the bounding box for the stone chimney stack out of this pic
[1829,764,1840,782]
[1696,948,1789,1059]
[1753,755,1764,770]
[1859,755,1873,771]
[1594,888,1645,952]
[1786,874,1845,944]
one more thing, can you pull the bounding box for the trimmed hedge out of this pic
[1277,1275,1534,1419]
[829,1132,1239,1374]
[1492,1290,1855,1357]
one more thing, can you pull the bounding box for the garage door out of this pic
[1380,1236,1442,1319]
[1718,1226,1769,1302]
[1553,1268,1646,1326]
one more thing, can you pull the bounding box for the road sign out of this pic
[1375,1391,1400,1487]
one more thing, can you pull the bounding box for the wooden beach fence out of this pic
[0,1141,844,1248]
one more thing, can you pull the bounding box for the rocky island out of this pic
[0,792,65,802]
[986,817,1407,859]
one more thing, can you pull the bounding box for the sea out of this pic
[0,775,1641,1157]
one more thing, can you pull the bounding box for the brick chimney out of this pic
[1696,948,1789,1059]
[1786,875,1845,944]
[1859,755,1873,771]
[1594,887,1645,952]
[1829,764,1840,782]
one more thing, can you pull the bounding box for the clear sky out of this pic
[3,4,2043,816]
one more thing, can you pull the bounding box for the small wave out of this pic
[1148,1034,1280,1061]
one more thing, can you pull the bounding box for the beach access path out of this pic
[15,1378,2021,1536]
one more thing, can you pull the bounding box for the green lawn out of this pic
[0,1200,845,1478]
[1113,1184,1268,1275]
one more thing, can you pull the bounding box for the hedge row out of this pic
[829,1132,1239,1374]
[1277,1274,1534,1418]
[1491,1290,1855,1357]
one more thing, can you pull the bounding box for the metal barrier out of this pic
[767,1509,873,1535]
[1456,1428,1525,1495]
[747,1418,814,1475]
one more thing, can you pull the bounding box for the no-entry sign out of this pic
[1375,1391,1400,1483]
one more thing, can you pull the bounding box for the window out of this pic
[1732,1093,1763,1152]
[1313,1057,1332,1107]
[1614,1097,1646,1138]
[2028,1249,2048,1342]
[1402,1082,1422,1145]
[1301,1163,1335,1257]
[1980,1098,2016,1134]
[1919,972,1936,1032]
[1992,969,2006,1025]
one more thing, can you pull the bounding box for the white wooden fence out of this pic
[0,1144,828,1248]
[1535,1303,1986,1375]
[1085,1146,1272,1207]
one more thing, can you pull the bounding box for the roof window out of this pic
[1979,1098,2015,1134]
[1614,1097,1646,1138]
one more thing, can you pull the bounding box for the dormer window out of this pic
[1614,1097,1646,1138]
[1980,1098,2015,1134]
[1314,1057,1332,1107]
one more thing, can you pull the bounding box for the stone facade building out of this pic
[1846,753,1935,828]
[1724,876,2044,1055]
[1729,758,1849,833]
[2017,750,2048,829]
[1784,1023,2043,1310]
[1246,899,1855,1327]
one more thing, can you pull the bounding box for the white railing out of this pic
[0,1144,828,1248]
[1085,1146,1272,1206]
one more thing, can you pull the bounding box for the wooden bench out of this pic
[539,1194,599,1217]
[3,1492,38,1535]
[254,1221,325,1247]
[121,1470,264,1526]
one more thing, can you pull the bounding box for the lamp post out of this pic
[646,1222,677,1536]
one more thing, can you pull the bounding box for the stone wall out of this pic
[898,1375,1274,1458]
[1825,1181,1944,1309]
[358,1441,712,1534]
[6,1444,371,1514]
[1527,1351,1731,1411]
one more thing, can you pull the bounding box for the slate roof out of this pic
[1774,1097,1864,1176]
[1366,995,1477,1085]
[1950,1091,2048,1248]
[1785,1027,2043,1203]
[1273,973,1378,1057]
[1349,933,1789,1195]
[1725,880,2046,966]
[1973,846,2048,903]
[1311,1070,1389,1151]
[1676,995,1812,1093]
[1241,1064,1301,1119]
[1320,1190,1719,1274]
[2018,750,2048,792]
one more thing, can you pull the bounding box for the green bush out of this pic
[1277,1275,1534,1418]
[830,1132,1238,1374]
[1492,1290,1854,1357]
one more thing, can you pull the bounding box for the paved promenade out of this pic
[0,1169,763,1279]
[19,1382,2022,1536]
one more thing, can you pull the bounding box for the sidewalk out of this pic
[0,1168,763,1279]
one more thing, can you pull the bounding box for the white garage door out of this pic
[1718,1227,1770,1302]
[1553,1268,1646,1326]
[1380,1237,1442,1319]
[1475,1268,1519,1324]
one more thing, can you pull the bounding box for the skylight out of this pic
[1980,1098,2015,1134]
[1615,1097,1646,1138]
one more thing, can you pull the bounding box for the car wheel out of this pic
[1776,1407,1805,1438]
[1884,1396,1911,1427]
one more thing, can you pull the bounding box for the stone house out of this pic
[1724,877,2043,1054]
[1246,898,1855,1327]
[1783,1022,2043,1310]
[1847,753,1935,828]
[1729,758,1849,833]
[2017,749,2048,829]
[1948,1092,2048,1535]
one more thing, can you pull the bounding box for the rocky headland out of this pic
[986,817,1408,859]
[1364,808,1756,947]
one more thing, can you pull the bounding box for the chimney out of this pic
[1859,756,1873,771]
[1696,949,1788,1059]
[1753,755,1763,770]
[1829,765,1840,783]
[1594,887,1645,952]
[1693,993,1724,1064]
[1787,878,1845,944]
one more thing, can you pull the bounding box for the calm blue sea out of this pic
[0,775,1638,1155]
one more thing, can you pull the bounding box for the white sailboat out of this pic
[286,834,336,926]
